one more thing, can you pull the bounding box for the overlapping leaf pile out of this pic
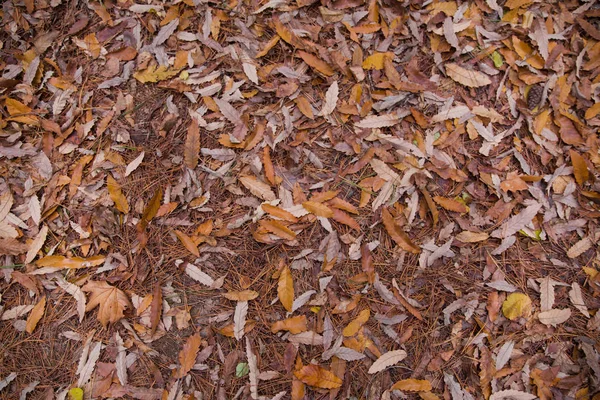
[0,0,599,399]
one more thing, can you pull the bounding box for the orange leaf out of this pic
[328,197,359,214]
[218,320,257,337]
[259,219,297,241]
[278,265,294,312]
[271,315,308,334]
[291,378,305,400]
[82,280,131,327]
[174,230,200,257]
[5,98,39,125]
[223,290,259,301]
[342,309,370,337]
[256,35,280,58]
[392,286,423,321]
[433,196,469,213]
[176,333,201,378]
[391,379,432,392]
[294,364,343,389]
[297,50,334,76]
[570,149,589,186]
[261,204,298,222]
[25,296,46,333]
[263,146,275,185]
[381,208,420,253]
[331,208,360,231]
[585,102,600,120]
[302,201,334,218]
[295,96,314,119]
[107,174,129,214]
[184,119,200,169]
[36,255,105,269]
[150,283,162,335]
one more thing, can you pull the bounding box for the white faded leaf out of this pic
[287,331,323,346]
[323,314,334,351]
[567,237,592,258]
[25,225,48,264]
[443,17,460,49]
[491,235,516,255]
[214,98,242,125]
[490,390,536,400]
[19,380,38,400]
[430,105,471,123]
[445,63,491,87]
[291,290,316,313]
[125,151,145,177]
[29,195,41,226]
[370,159,400,182]
[240,51,259,85]
[320,80,338,116]
[539,276,556,312]
[368,349,407,374]
[78,341,102,386]
[495,340,514,370]
[491,203,542,239]
[53,88,73,116]
[538,308,571,327]
[115,332,127,386]
[1,305,34,320]
[355,114,399,128]
[332,346,365,361]
[0,191,14,222]
[234,301,248,340]
[55,277,86,322]
[569,282,589,318]
[239,176,276,201]
[0,372,17,392]
[185,263,215,287]
[245,337,259,400]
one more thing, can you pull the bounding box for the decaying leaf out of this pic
[538,308,571,327]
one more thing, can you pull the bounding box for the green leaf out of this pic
[68,388,84,400]
[491,51,504,68]
[236,362,249,377]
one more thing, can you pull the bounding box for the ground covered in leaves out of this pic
[1,0,600,399]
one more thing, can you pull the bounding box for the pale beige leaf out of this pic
[115,332,127,385]
[185,262,215,287]
[77,341,102,387]
[1,305,34,320]
[55,277,86,322]
[490,390,536,400]
[567,237,592,258]
[368,349,408,374]
[320,80,338,116]
[234,301,248,340]
[538,308,571,327]
[125,151,145,177]
[246,337,259,399]
[184,120,200,169]
[370,159,400,182]
[355,114,399,128]
[25,225,48,264]
[539,276,556,312]
[239,176,276,201]
[29,195,41,225]
[0,191,14,222]
[431,105,471,123]
[491,203,542,239]
[445,63,491,87]
[569,282,589,318]
[455,231,489,243]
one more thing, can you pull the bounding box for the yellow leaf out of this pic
[259,219,297,241]
[68,388,84,400]
[433,196,469,213]
[133,65,181,83]
[419,392,441,400]
[175,230,200,257]
[82,280,131,327]
[445,63,491,88]
[107,174,129,214]
[294,364,342,389]
[342,309,370,337]
[184,119,200,169]
[25,296,46,333]
[223,290,259,301]
[271,315,308,334]
[5,98,39,125]
[585,102,600,119]
[256,35,280,58]
[278,265,294,312]
[297,50,334,76]
[391,379,433,392]
[362,52,393,70]
[302,201,334,218]
[176,333,201,378]
[502,292,532,321]
[36,255,105,269]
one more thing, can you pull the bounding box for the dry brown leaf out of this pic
[294,364,342,389]
[261,204,298,222]
[295,96,314,119]
[82,280,131,327]
[569,150,589,186]
[150,284,162,335]
[278,265,294,312]
[368,349,407,373]
[320,80,338,116]
[271,315,308,334]
[297,50,334,76]
[25,225,48,264]
[174,230,200,257]
[259,219,297,241]
[239,176,276,201]
[538,308,571,327]
[107,174,129,214]
[36,255,105,269]
[184,119,200,169]
[223,290,259,301]
[176,333,201,378]
[391,378,432,391]
[263,146,275,185]
[456,231,489,243]
[342,309,370,337]
[361,244,374,284]
[362,52,393,70]
[381,208,420,253]
[25,296,46,334]
[433,196,469,213]
[445,63,491,87]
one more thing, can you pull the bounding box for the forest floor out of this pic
[1,0,600,399]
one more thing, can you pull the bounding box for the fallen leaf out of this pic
[174,230,199,257]
[25,225,48,264]
[362,52,393,70]
[150,284,162,335]
[342,309,370,337]
[569,150,589,186]
[82,280,131,327]
[320,80,339,116]
[433,196,469,213]
[271,315,308,334]
[239,176,276,201]
[234,301,248,340]
[297,50,334,76]
[382,208,420,253]
[502,293,532,321]
[368,349,408,373]
[278,265,294,312]
[456,231,489,243]
[259,219,297,240]
[133,65,180,83]
[36,255,105,269]
[125,151,145,177]
[538,308,571,327]
[445,63,491,87]
[184,120,201,169]
[223,290,259,301]
[569,282,589,318]
[25,296,46,333]
[107,174,129,214]
[391,378,432,391]
[566,237,592,259]
[302,201,334,218]
[294,364,342,389]
[175,333,201,378]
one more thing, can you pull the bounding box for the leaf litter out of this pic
[0,0,599,399]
